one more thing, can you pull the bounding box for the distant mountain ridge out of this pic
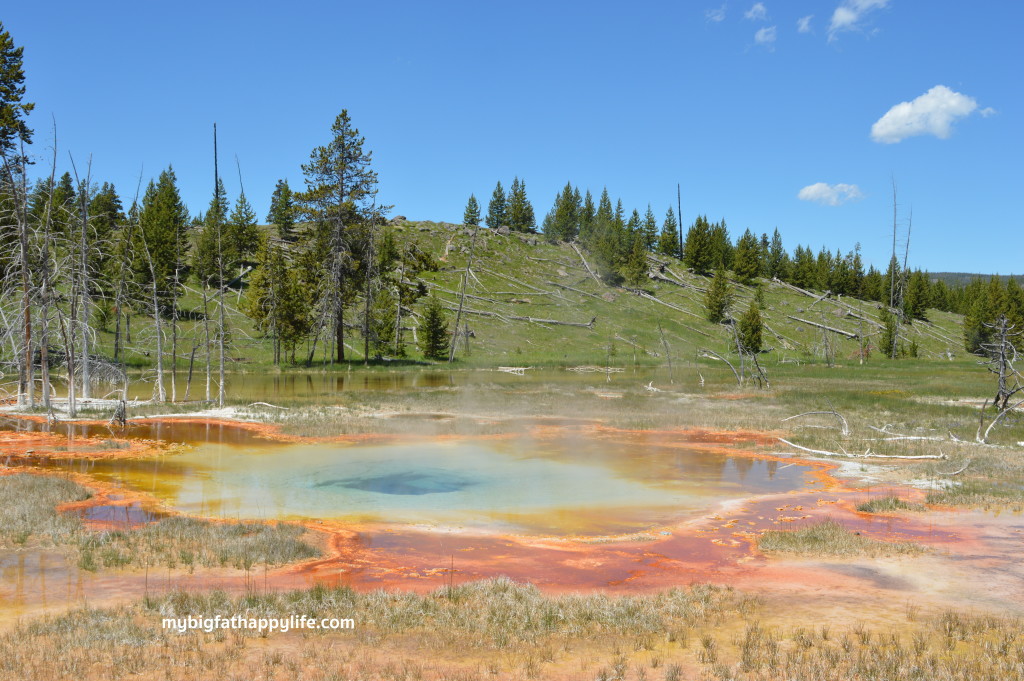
[930,272,1023,287]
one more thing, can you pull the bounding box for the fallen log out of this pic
[697,348,741,386]
[477,267,551,294]
[786,315,859,339]
[441,305,595,328]
[777,438,946,460]
[570,242,603,285]
[636,291,707,321]
[546,281,606,301]
[783,409,850,436]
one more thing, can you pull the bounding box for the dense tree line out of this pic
[530,179,1019,353]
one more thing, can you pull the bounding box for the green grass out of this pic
[758,519,924,557]
[67,220,970,376]
[856,496,926,513]
[925,480,1024,509]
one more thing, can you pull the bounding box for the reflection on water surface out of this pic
[23,429,821,535]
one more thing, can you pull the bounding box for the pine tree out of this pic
[245,234,289,363]
[506,176,535,231]
[596,188,614,222]
[626,208,641,235]
[463,194,480,226]
[1006,277,1024,332]
[862,266,884,302]
[135,167,190,308]
[880,308,903,358]
[419,297,450,360]
[738,300,763,353]
[226,192,260,267]
[657,207,680,258]
[88,182,123,290]
[766,228,788,280]
[297,109,381,363]
[683,215,714,274]
[641,205,658,250]
[0,21,34,158]
[704,267,733,323]
[485,181,507,229]
[790,245,817,289]
[267,179,297,241]
[708,219,732,270]
[884,255,902,308]
[192,177,230,285]
[733,229,761,284]
[542,182,580,243]
[52,171,77,236]
[579,189,595,241]
[590,214,626,285]
[614,199,625,232]
[621,230,648,287]
[904,269,931,321]
[365,286,399,357]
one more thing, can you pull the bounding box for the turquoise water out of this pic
[47,434,819,535]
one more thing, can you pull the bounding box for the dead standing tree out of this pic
[0,147,34,407]
[980,315,1023,411]
[449,224,479,362]
[976,315,1024,443]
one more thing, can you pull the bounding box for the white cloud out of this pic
[871,85,982,144]
[754,26,777,48]
[705,5,727,22]
[980,107,997,117]
[797,15,813,33]
[828,0,889,40]
[745,2,767,20]
[798,183,864,206]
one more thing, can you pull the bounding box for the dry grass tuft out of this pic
[758,518,924,557]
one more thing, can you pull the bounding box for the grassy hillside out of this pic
[84,220,968,373]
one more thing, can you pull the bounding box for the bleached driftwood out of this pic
[569,242,602,285]
[546,281,605,301]
[698,348,741,386]
[777,438,945,460]
[786,315,859,339]
[782,409,850,437]
[440,305,596,328]
[636,291,707,321]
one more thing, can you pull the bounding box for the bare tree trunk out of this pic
[57,308,76,417]
[11,154,34,407]
[363,221,375,364]
[217,233,226,408]
[113,292,122,362]
[151,277,165,402]
[203,285,211,402]
[677,183,683,258]
[393,255,406,356]
[336,300,345,363]
[38,136,59,413]
[171,259,179,403]
[74,158,93,401]
[138,231,166,402]
[449,224,479,362]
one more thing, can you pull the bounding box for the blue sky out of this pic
[5,1,1021,273]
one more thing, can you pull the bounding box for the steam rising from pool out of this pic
[38,434,822,535]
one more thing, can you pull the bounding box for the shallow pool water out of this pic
[41,431,821,535]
